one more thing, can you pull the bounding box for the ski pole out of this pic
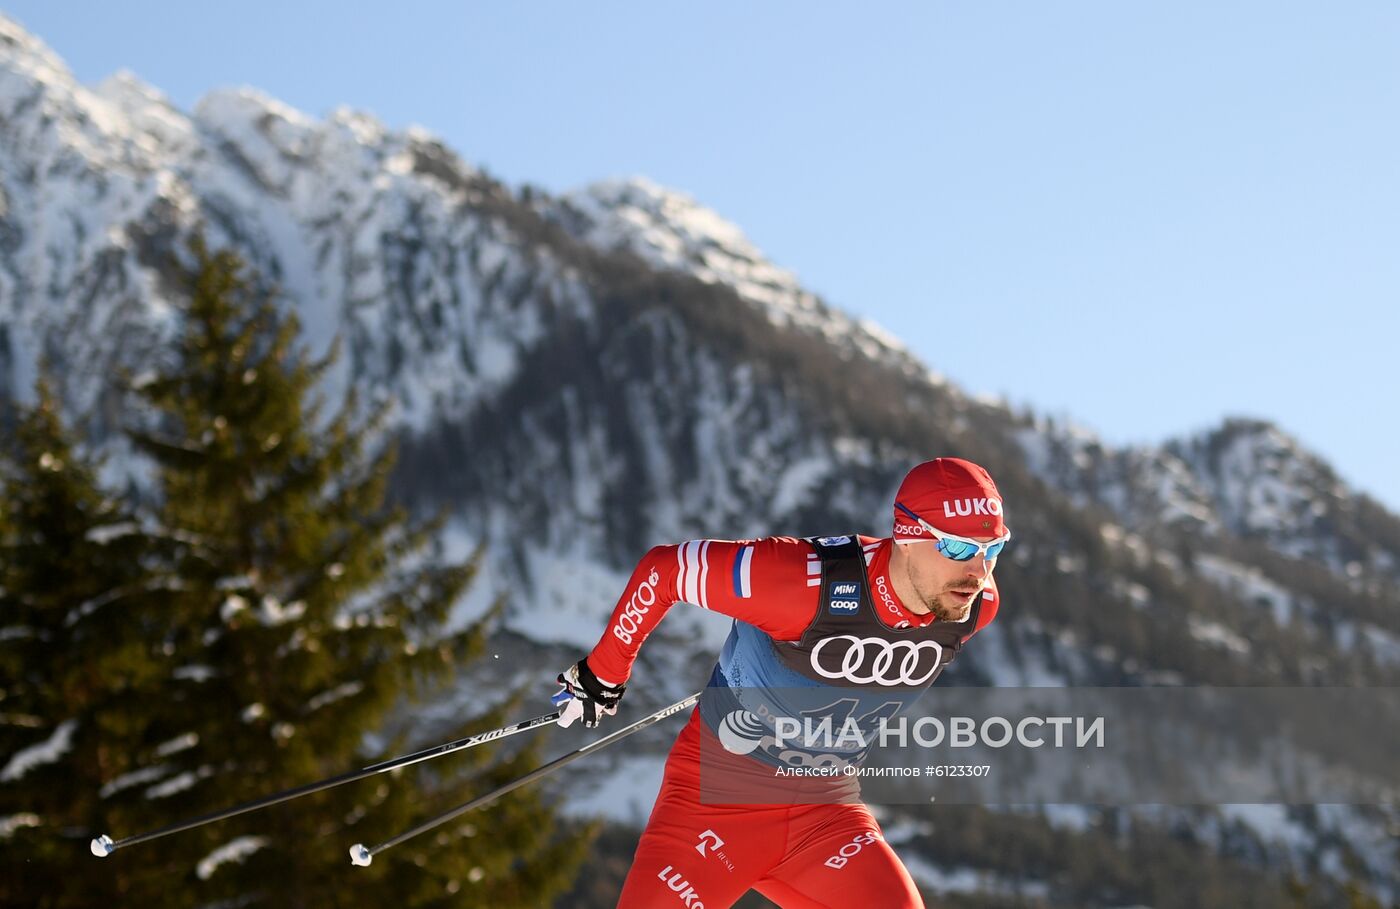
[91,707,563,858]
[348,691,701,867]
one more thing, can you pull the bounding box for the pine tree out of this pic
[0,379,199,907]
[1,240,589,907]
[124,238,589,907]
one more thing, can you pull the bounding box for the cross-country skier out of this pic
[553,458,1009,908]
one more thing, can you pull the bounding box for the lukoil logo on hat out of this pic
[892,457,1007,541]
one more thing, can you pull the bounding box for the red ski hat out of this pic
[892,458,1007,542]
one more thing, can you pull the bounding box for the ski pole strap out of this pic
[92,708,562,857]
[350,691,701,866]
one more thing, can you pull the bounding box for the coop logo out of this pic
[612,568,661,645]
[823,830,883,870]
[829,581,859,614]
[942,497,1002,518]
[656,866,706,907]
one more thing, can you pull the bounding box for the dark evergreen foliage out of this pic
[1,379,192,905]
[0,241,589,906]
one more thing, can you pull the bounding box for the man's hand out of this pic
[552,658,626,728]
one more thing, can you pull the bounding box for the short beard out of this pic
[907,561,976,623]
[931,594,975,623]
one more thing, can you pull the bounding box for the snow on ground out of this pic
[1334,620,1400,667]
[966,621,1074,688]
[99,764,171,798]
[1217,804,1313,850]
[504,536,733,655]
[172,665,217,682]
[901,854,1051,900]
[561,178,812,327]
[145,765,213,799]
[508,544,633,650]
[1,720,76,782]
[771,453,835,518]
[1040,803,1096,832]
[559,753,669,827]
[1194,554,1298,625]
[0,813,41,839]
[900,857,983,894]
[1312,804,1400,899]
[879,818,934,844]
[557,177,919,375]
[305,681,365,712]
[1186,616,1252,655]
[196,836,269,880]
[1209,426,1329,534]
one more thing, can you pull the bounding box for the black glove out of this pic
[552,657,626,728]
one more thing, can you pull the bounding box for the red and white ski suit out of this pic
[586,536,1000,909]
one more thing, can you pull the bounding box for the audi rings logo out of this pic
[810,636,945,686]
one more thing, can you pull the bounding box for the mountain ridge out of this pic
[3,14,1398,904]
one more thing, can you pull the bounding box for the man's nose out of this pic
[965,558,993,581]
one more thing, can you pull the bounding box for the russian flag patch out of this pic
[732,545,754,598]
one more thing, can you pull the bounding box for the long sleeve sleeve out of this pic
[585,537,820,684]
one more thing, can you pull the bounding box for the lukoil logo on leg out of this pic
[656,865,705,907]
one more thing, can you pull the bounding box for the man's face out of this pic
[898,539,997,622]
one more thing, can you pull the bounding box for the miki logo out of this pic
[832,582,858,596]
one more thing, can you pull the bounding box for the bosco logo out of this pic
[823,830,883,869]
[612,568,661,645]
[874,575,900,617]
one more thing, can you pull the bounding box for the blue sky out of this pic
[6,2,1398,510]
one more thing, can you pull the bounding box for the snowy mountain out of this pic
[1018,414,1398,576]
[3,14,1398,906]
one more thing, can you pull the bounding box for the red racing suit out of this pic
[586,536,1000,908]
